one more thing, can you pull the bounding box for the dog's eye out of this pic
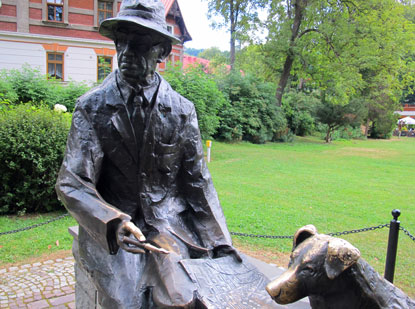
[302,266,315,274]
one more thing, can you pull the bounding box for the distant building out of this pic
[395,104,415,119]
[0,0,191,84]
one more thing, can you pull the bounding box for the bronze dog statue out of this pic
[266,225,415,308]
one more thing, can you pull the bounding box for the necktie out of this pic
[128,89,147,147]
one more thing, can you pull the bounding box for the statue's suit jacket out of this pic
[56,71,232,307]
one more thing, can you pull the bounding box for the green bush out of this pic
[0,79,18,104]
[0,64,51,105]
[0,65,90,111]
[164,64,226,139]
[369,111,397,139]
[0,103,71,214]
[216,72,287,143]
[316,124,365,141]
[49,80,90,112]
[281,90,319,136]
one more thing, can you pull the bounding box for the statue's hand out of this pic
[213,245,243,263]
[117,220,147,254]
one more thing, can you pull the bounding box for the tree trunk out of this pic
[229,1,236,70]
[276,0,308,106]
[276,56,294,106]
[325,126,332,143]
[364,117,370,137]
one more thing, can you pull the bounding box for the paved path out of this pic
[0,257,75,308]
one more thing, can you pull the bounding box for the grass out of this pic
[0,136,414,296]
[0,212,76,265]
[208,136,415,297]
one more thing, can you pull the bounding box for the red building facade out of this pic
[0,0,191,83]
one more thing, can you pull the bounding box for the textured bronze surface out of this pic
[55,0,277,307]
[266,225,415,309]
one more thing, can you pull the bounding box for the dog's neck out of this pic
[309,259,414,309]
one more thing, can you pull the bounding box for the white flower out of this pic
[54,104,67,113]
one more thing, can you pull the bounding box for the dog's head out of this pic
[266,225,360,304]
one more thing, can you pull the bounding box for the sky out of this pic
[177,0,230,51]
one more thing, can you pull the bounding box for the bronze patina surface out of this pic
[55,0,277,307]
[266,225,415,309]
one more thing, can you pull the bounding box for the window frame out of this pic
[47,52,64,81]
[94,0,117,28]
[97,56,113,81]
[97,0,114,25]
[47,0,64,22]
[42,0,68,24]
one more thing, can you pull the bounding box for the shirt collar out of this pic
[116,70,160,104]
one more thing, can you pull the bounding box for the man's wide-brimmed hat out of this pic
[99,0,180,44]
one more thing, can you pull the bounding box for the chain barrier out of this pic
[400,226,415,242]
[230,223,390,240]
[230,232,293,239]
[0,213,69,236]
[328,223,390,237]
[0,213,414,244]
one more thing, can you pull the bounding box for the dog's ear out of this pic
[324,238,360,279]
[293,225,317,250]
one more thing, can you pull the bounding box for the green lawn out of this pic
[0,136,414,296]
[208,136,415,296]
[0,213,76,264]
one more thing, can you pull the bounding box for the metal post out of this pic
[206,140,212,163]
[384,209,401,283]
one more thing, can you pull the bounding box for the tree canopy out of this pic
[204,0,415,140]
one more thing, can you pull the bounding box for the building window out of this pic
[167,25,173,34]
[47,53,64,80]
[47,0,63,22]
[97,56,112,81]
[98,1,113,25]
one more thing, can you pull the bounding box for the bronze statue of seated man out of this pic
[56,1,277,307]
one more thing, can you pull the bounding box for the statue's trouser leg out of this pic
[144,232,202,308]
[78,227,148,308]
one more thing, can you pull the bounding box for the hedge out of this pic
[0,103,71,214]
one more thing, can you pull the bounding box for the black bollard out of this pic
[384,209,401,283]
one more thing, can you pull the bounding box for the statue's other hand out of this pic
[213,245,243,263]
[117,220,147,254]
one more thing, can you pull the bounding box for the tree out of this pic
[316,90,365,142]
[205,0,266,70]
[184,47,205,57]
[263,0,415,109]
[163,64,226,139]
[281,90,319,136]
[215,71,287,143]
[199,47,230,67]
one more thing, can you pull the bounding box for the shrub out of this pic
[316,124,365,141]
[0,64,51,105]
[0,79,18,104]
[0,65,90,111]
[369,111,397,139]
[51,81,90,112]
[281,90,319,136]
[0,103,71,214]
[215,72,287,143]
[164,64,226,139]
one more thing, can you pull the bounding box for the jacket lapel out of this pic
[141,76,173,156]
[106,75,138,163]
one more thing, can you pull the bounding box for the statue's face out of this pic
[115,23,166,86]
